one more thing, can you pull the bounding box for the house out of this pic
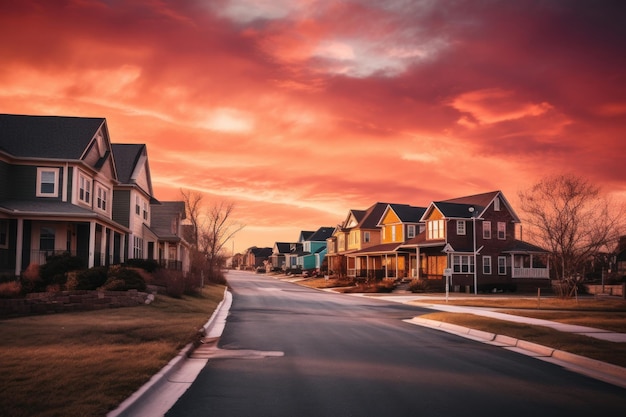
[401,190,550,293]
[244,246,273,270]
[111,143,158,262]
[325,208,367,277]
[150,201,191,274]
[327,203,390,278]
[297,226,334,272]
[347,203,426,280]
[614,236,626,279]
[270,242,291,270]
[0,114,129,276]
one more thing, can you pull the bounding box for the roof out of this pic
[502,240,550,253]
[307,227,335,242]
[249,247,273,258]
[358,202,390,229]
[111,144,145,184]
[380,203,427,224]
[349,242,402,255]
[273,242,292,254]
[431,201,478,219]
[0,114,105,159]
[299,231,315,242]
[150,201,186,240]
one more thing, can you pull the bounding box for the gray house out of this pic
[0,114,128,276]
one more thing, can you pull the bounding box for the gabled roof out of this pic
[358,202,390,229]
[273,242,292,254]
[111,144,145,184]
[307,227,335,242]
[0,114,106,159]
[249,247,273,258]
[150,201,186,240]
[298,231,315,242]
[421,190,520,222]
[378,203,426,226]
[502,240,549,254]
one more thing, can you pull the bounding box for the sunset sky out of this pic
[1,0,625,253]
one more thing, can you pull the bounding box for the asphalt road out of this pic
[165,270,625,417]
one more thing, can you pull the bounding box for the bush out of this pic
[409,279,430,293]
[124,258,160,273]
[74,267,109,290]
[20,263,41,294]
[0,281,21,298]
[100,267,146,291]
[39,254,86,289]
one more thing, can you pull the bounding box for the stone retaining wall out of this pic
[0,290,151,317]
[584,283,625,297]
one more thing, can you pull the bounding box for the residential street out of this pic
[165,270,625,417]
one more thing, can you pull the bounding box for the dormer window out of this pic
[494,197,501,211]
[407,225,416,239]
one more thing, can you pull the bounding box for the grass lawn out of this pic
[0,284,225,417]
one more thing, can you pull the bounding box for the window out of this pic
[0,220,8,248]
[497,222,506,239]
[494,197,501,211]
[133,236,144,258]
[78,173,91,204]
[452,255,474,273]
[36,168,59,197]
[498,256,507,275]
[143,201,149,220]
[96,185,108,211]
[391,226,396,241]
[407,225,416,239]
[483,256,492,274]
[40,227,55,251]
[364,231,370,243]
[482,221,491,239]
[427,220,445,240]
[456,220,466,235]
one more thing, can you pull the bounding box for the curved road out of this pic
[166,270,625,417]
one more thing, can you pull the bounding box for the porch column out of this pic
[120,233,126,263]
[88,220,96,268]
[100,226,107,266]
[14,218,23,276]
[108,228,114,265]
[395,253,399,278]
[416,247,420,279]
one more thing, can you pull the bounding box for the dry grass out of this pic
[423,296,626,311]
[420,312,626,368]
[0,284,225,417]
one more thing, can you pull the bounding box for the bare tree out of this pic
[518,174,624,297]
[180,189,244,283]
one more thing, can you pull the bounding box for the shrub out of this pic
[39,254,86,289]
[124,258,160,273]
[0,281,21,298]
[100,267,146,291]
[20,263,42,293]
[75,266,109,290]
[408,279,430,293]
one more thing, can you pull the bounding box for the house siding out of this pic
[112,189,131,227]
[0,160,8,199]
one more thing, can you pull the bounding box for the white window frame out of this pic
[133,236,144,259]
[483,221,492,239]
[391,225,396,241]
[143,201,149,221]
[95,184,109,212]
[456,220,466,235]
[78,172,91,204]
[494,197,500,211]
[483,256,492,275]
[135,196,141,216]
[364,231,370,243]
[497,222,506,239]
[407,224,416,239]
[498,256,507,275]
[427,220,445,240]
[452,254,475,273]
[36,167,59,197]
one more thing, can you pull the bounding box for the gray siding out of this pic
[112,189,131,227]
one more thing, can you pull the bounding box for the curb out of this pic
[107,287,230,417]
[405,317,626,389]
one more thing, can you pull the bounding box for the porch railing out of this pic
[512,267,549,278]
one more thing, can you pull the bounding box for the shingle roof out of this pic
[358,202,390,229]
[111,144,145,184]
[0,114,105,159]
[388,204,427,222]
[150,201,186,239]
[443,191,500,208]
[502,240,549,253]
[307,227,335,242]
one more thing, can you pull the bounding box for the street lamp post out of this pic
[469,207,477,295]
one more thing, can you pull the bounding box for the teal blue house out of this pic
[297,227,335,272]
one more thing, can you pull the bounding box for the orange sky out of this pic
[1,0,625,253]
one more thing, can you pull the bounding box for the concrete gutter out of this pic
[107,287,232,417]
[405,317,626,389]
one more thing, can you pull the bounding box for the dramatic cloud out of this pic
[1,0,625,252]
